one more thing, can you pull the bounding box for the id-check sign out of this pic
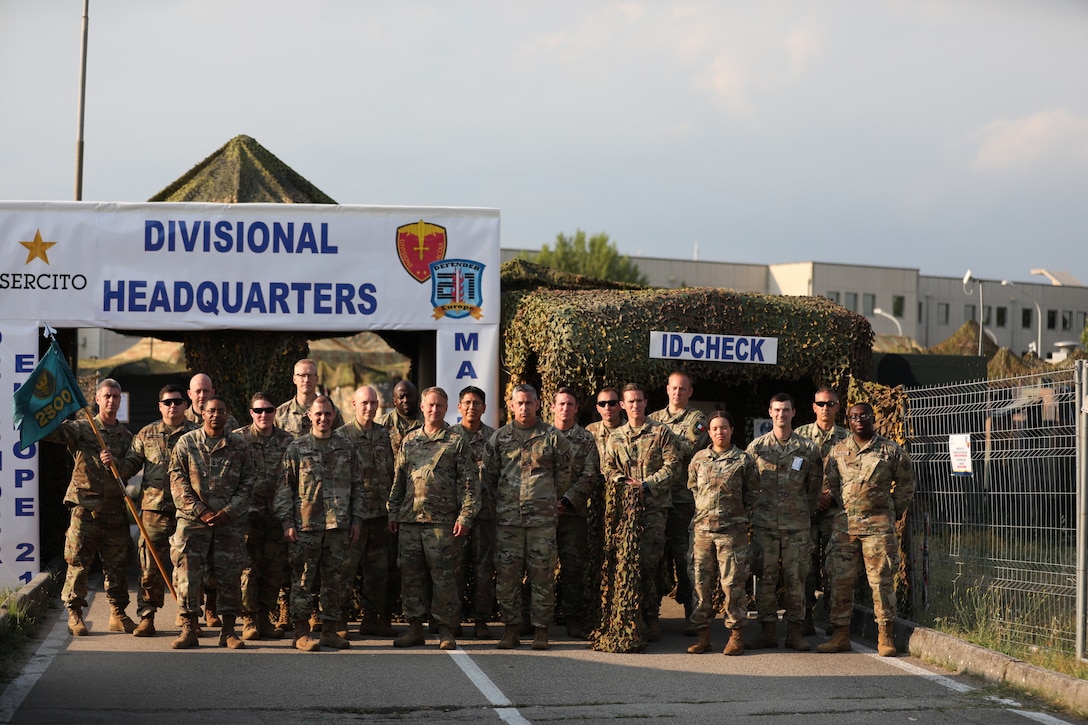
[649,331,779,365]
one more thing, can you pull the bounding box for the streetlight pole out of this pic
[1001,280,1042,356]
[872,307,903,336]
[963,270,984,356]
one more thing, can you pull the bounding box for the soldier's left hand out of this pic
[452,522,469,537]
[349,523,361,546]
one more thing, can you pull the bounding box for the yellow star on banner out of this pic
[19,230,57,265]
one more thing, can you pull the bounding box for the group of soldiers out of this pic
[49,363,913,656]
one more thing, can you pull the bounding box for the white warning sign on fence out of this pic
[949,434,973,475]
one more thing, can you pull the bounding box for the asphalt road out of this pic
[1,582,1080,724]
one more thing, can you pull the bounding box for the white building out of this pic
[501,250,1088,359]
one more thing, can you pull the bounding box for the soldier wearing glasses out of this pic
[109,384,198,636]
[818,402,915,657]
[586,386,625,459]
[795,387,849,635]
[235,392,295,640]
[275,358,344,438]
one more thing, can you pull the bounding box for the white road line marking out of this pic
[446,648,531,724]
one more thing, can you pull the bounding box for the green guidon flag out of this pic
[12,340,88,451]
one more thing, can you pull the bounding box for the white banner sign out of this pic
[649,330,779,365]
[0,202,500,332]
[0,321,41,589]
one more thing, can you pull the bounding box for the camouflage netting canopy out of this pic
[501,261,874,404]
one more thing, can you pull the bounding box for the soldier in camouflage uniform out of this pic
[585,386,624,459]
[184,373,238,430]
[451,386,496,638]
[274,359,344,437]
[686,410,759,656]
[234,393,294,641]
[109,384,197,637]
[337,385,396,637]
[387,387,479,650]
[745,392,822,652]
[379,379,423,456]
[649,371,709,633]
[551,387,601,640]
[485,383,576,651]
[274,396,364,651]
[818,402,915,657]
[600,382,681,643]
[48,379,135,636]
[795,386,849,636]
[169,396,256,650]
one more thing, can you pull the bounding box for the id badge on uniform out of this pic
[791,456,803,471]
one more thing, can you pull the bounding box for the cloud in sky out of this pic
[969,110,1088,170]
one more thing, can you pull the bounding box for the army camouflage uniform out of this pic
[387,424,480,628]
[274,432,365,623]
[485,420,576,629]
[795,422,850,620]
[451,422,496,623]
[234,424,295,620]
[48,415,134,613]
[336,420,396,617]
[824,434,915,626]
[648,406,709,615]
[746,431,822,624]
[169,428,256,617]
[585,420,620,461]
[555,424,601,626]
[379,408,423,456]
[688,445,759,630]
[274,398,344,439]
[115,418,198,618]
[600,419,681,620]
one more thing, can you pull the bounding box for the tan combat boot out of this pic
[496,625,520,649]
[293,619,321,652]
[747,621,778,649]
[393,618,425,648]
[358,610,378,636]
[218,614,245,649]
[67,606,88,636]
[257,610,282,640]
[133,611,156,637]
[172,614,199,649]
[375,611,397,637]
[204,590,221,627]
[644,616,662,643]
[274,599,292,635]
[877,623,897,657]
[531,626,549,651]
[817,625,852,653]
[319,624,351,650]
[438,625,457,651]
[565,616,586,640]
[687,627,711,654]
[109,606,137,633]
[723,628,745,656]
[474,620,493,639]
[241,614,260,641]
[785,621,812,652]
[335,620,349,640]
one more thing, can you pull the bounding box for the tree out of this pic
[530,230,648,285]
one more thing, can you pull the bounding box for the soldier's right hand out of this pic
[99,449,113,466]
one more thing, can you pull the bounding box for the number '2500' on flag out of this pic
[11,340,88,451]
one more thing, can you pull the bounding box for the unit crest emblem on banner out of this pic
[429,259,484,320]
[397,220,447,283]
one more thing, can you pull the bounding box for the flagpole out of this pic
[75,0,89,201]
[80,407,178,602]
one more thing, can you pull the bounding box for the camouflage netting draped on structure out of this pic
[500,260,878,652]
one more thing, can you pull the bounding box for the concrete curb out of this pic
[0,572,54,631]
[850,604,1088,717]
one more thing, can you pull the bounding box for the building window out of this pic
[938,302,950,325]
[863,293,876,315]
[1062,310,1073,332]
[844,292,857,312]
[1022,308,1032,329]
[826,291,840,304]
[917,301,924,324]
[1048,310,1057,330]
[892,295,905,317]
[983,306,992,325]
[965,304,976,322]
[996,307,1007,328]
[1079,312,1087,331]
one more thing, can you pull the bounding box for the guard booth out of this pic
[0,201,501,588]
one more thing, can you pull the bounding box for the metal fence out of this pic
[903,364,1081,655]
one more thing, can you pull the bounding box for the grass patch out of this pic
[0,577,58,683]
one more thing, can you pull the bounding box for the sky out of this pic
[1,1,1086,285]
